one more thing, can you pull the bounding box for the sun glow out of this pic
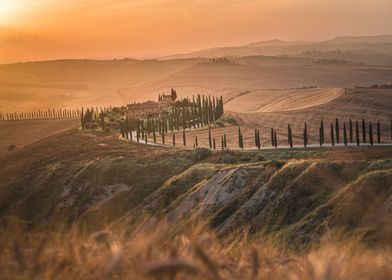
[0,0,24,24]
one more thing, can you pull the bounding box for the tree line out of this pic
[0,108,82,121]
[122,117,392,150]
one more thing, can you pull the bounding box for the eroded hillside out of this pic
[1,128,391,249]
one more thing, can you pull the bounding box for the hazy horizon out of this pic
[1,0,392,63]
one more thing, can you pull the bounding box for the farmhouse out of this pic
[127,101,161,118]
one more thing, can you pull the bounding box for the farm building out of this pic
[127,101,161,118]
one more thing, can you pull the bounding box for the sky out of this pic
[0,0,391,62]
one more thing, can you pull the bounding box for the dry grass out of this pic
[0,222,391,280]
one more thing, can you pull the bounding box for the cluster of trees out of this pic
[80,106,113,130]
[0,109,81,121]
[120,94,224,142]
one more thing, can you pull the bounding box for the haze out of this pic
[0,0,392,62]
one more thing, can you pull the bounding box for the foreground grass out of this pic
[1,223,392,280]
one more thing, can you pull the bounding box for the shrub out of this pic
[193,148,212,161]
[221,154,237,164]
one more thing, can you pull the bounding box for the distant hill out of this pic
[163,34,392,66]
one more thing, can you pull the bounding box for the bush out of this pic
[221,154,237,164]
[193,148,212,161]
[7,144,16,152]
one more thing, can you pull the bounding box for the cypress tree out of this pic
[100,110,105,131]
[343,123,347,146]
[349,119,353,143]
[303,122,308,148]
[257,129,261,149]
[369,122,373,146]
[355,121,360,146]
[377,121,381,144]
[271,128,274,147]
[254,128,258,149]
[335,118,340,144]
[145,134,148,144]
[209,128,212,149]
[224,134,227,149]
[124,118,129,140]
[136,120,140,142]
[183,130,186,146]
[362,118,366,143]
[173,133,176,146]
[288,124,293,148]
[162,130,165,144]
[221,136,224,150]
[153,128,156,143]
[330,123,335,147]
[213,138,216,150]
[81,107,85,130]
[238,127,242,149]
[195,136,198,147]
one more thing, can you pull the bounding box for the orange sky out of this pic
[0,0,391,62]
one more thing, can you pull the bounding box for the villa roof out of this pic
[127,101,159,110]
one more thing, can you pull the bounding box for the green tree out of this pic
[335,118,340,144]
[369,122,374,146]
[208,128,212,149]
[377,121,381,144]
[355,121,360,146]
[288,124,293,148]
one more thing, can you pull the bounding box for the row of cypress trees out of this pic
[0,109,81,121]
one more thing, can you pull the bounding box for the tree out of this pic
[171,88,177,101]
[355,121,360,146]
[369,122,374,146]
[213,138,216,150]
[335,118,340,144]
[362,118,366,143]
[288,124,293,148]
[330,123,335,147]
[162,130,165,144]
[343,123,347,146]
[349,119,353,143]
[303,122,308,148]
[377,121,381,144]
[100,110,105,131]
[257,129,261,150]
[271,128,274,147]
[183,129,186,146]
[223,134,227,149]
[81,107,85,130]
[153,128,156,143]
[208,128,212,149]
[238,127,243,149]
[172,133,176,146]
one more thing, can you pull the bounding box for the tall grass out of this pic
[0,222,391,279]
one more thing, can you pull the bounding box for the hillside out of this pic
[164,34,392,66]
[1,56,392,114]
[0,118,79,156]
[1,128,392,247]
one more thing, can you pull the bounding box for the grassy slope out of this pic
[0,119,79,156]
[1,128,392,250]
